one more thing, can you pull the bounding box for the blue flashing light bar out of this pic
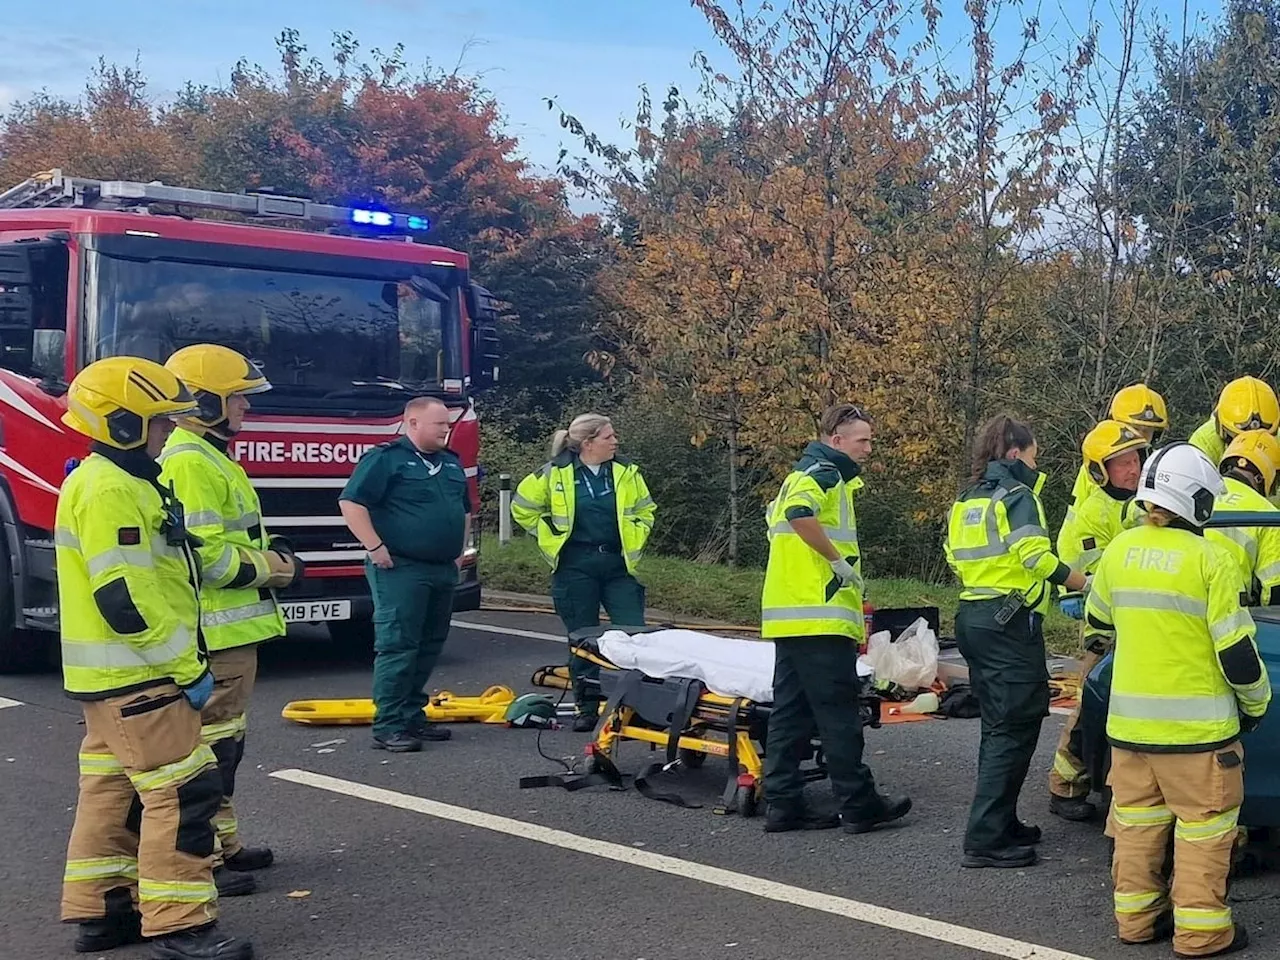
[350,207,431,233]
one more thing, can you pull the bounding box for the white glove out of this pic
[1082,574,1094,596]
[829,557,858,586]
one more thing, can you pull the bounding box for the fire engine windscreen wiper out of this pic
[320,378,440,400]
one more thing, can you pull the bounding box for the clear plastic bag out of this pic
[864,617,939,691]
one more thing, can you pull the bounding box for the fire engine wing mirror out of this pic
[407,275,449,304]
[468,282,501,393]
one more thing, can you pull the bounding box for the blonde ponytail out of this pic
[550,429,571,458]
[549,413,612,458]
[1144,505,1177,527]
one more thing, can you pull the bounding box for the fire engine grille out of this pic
[254,484,357,555]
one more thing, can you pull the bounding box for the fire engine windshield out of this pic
[81,235,464,414]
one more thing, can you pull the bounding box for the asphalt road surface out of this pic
[2,608,1277,960]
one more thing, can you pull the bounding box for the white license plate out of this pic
[281,600,352,623]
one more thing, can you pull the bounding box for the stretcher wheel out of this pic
[678,748,706,769]
[740,789,759,818]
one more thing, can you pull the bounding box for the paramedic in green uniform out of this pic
[339,396,472,753]
[512,413,657,732]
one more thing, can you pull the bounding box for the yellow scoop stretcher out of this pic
[281,685,521,726]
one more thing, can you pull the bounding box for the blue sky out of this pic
[2,0,1225,206]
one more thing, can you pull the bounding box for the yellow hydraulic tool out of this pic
[281,685,519,726]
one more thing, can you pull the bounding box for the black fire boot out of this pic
[150,923,253,960]
[74,912,144,952]
[223,847,274,872]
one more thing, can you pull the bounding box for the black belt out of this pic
[565,542,621,555]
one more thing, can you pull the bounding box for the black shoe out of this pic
[1121,912,1173,945]
[409,718,452,742]
[1050,795,1097,822]
[572,714,597,733]
[371,731,422,752]
[1008,820,1043,845]
[962,845,1038,868]
[1174,922,1249,958]
[151,923,253,960]
[213,866,256,897]
[223,846,273,872]
[763,806,841,833]
[843,795,912,834]
[75,913,144,952]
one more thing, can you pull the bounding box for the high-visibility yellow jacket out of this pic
[1189,417,1226,465]
[945,459,1071,615]
[761,441,865,640]
[55,451,208,698]
[1057,487,1144,575]
[511,453,655,574]
[159,427,286,651]
[1086,521,1270,751]
[1206,475,1280,606]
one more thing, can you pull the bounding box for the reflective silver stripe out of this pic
[1210,609,1254,643]
[624,497,654,515]
[768,521,858,541]
[550,514,571,528]
[950,542,1007,561]
[1076,548,1103,570]
[1110,589,1207,617]
[223,512,260,533]
[55,527,81,549]
[61,624,194,669]
[761,606,864,624]
[960,587,1005,598]
[158,442,207,462]
[1007,524,1048,545]
[511,494,540,510]
[1090,594,1113,618]
[1236,676,1271,705]
[202,599,278,628]
[86,545,154,577]
[625,550,643,564]
[1216,527,1257,564]
[1257,560,1280,583]
[203,545,237,584]
[184,509,223,529]
[1020,549,1051,571]
[1109,692,1237,722]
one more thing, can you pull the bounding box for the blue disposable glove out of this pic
[182,672,215,710]
[1059,596,1085,621]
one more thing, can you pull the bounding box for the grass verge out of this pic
[479,534,1082,655]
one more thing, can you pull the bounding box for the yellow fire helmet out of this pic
[1109,383,1169,440]
[1216,375,1280,438]
[62,356,198,450]
[164,343,272,429]
[1083,419,1150,488]
[1221,429,1280,497]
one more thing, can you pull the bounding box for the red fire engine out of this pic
[0,170,500,671]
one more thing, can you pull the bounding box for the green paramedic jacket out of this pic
[55,450,209,699]
[761,441,865,641]
[159,427,286,652]
[945,458,1072,615]
[1086,522,1270,751]
[511,452,655,574]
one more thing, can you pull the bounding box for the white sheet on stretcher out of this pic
[596,628,873,704]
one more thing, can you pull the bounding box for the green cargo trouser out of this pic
[956,598,1051,852]
[368,559,457,739]
[763,635,882,819]
[551,546,645,718]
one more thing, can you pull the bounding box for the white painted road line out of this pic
[0,696,22,709]
[271,768,1095,960]
[451,619,565,643]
